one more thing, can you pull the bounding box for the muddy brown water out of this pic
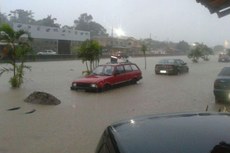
[0,55,229,153]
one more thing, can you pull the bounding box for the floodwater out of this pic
[0,55,229,153]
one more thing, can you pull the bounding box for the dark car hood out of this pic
[73,75,112,83]
[109,113,230,153]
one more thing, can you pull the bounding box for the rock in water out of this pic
[24,91,61,105]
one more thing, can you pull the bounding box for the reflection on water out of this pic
[0,56,230,153]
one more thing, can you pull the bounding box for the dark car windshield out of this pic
[218,67,230,76]
[92,65,114,76]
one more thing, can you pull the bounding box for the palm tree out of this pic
[141,44,147,69]
[0,23,32,87]
[76,40,102,75]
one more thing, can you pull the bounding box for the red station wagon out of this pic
[70,62,142,92]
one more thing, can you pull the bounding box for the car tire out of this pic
[186,68,189,73]
[102,84,111,92]
[215,97,220,103]
[174,70,179,75]
[131,78,138,84]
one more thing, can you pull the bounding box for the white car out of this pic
[37,50,57,55]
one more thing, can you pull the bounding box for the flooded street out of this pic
[0,55,229,153]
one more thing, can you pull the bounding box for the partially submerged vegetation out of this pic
[74,39,102,75]
[188,42,213,63]
[0,23,33,88]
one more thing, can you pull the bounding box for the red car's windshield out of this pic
[92,65,114,76]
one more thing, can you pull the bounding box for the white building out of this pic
[13,23,90,54]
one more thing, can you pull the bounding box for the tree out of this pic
[9,9,35,24]
[75,40,102,74]
[226,49,230,56]
[201,44,213,61]
[188,43,213,63]
[35,15,60,27]
[89,21,107,37]
[141,44,147,70]
[176,41,190,53]
[74,13,93,28]
[0,23,33,88]
[188,46,202,63]
[74,13,107,38]
[62,25,73,29]
[0,12,9,25]
[213,45,224,53]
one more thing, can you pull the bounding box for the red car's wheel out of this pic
[102,84,111,92]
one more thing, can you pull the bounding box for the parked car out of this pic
[95,112,230,153]
[71,62,142,92]
[218,53,230,62]
[37,50,57,55]
[155,59,189,75]
[214,67,230,103]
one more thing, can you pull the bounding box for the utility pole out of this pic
[111,27,114,54]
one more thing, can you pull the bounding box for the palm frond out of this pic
[15,30,28,40]
[0,23,14,39]
[0,67,13,76]
[23,65,32,71]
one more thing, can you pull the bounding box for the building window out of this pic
[17,24,22,28]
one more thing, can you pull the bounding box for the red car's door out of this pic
[113,65,128,85]
[124,64,135,81]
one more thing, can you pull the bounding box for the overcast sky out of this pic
[1,0,230,47]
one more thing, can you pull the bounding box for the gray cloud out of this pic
[2,0,230,46]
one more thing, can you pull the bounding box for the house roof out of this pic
[197,0,230,17]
